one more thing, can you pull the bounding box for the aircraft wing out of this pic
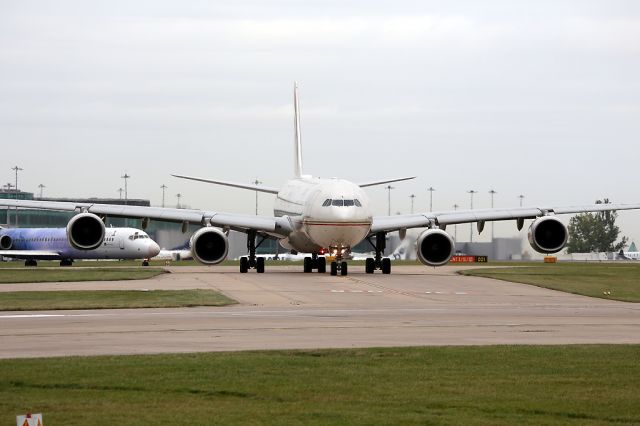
[0,250,61,259]
[370,203,640,234]
[0,199,293,237]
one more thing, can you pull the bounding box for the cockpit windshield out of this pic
[322,199,361,207]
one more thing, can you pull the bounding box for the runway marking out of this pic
[330,290,383,294]
[424,291,468,295]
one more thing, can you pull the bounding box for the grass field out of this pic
[460,263,640,302]
[1,345,639,425]
[0,268,166,284]
[0,289,236,311]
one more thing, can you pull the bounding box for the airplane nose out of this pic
[148,241,161,258]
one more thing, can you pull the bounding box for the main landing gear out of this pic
[24,259,37,267]
[240,230,266,273]
[60,259,73,267]
[303,254,326,273]
[365,232,391,274]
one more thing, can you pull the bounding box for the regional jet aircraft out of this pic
[2,84,640,275]
[0,225,160,266]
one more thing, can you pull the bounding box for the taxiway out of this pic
[1,265,639,358]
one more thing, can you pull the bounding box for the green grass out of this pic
[0,289,236,311]
[1,346,639,425]
[460,263,640,302]
[0,268,166,284]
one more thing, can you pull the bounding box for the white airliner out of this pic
[2,84,640,275]
[0,226,160,266]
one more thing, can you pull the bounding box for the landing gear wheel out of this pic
[330,261,338,276]
[341,261,348,276]
[382,258,391,274]
[317,257,326,273]
[303,257,312,273]
[142,260,149,267]
[365,258,375,274]
[240,257,249,273]
[25,259,37,267]
[256,257,265,273]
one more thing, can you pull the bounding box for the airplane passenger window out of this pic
[344,200,355,206]
[332,199,344,207]
[355,200,362,207]
[322,199,332,207]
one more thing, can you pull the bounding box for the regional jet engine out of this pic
[528,216,568,254]
[417,229,455,267]
[66,212,106,250]
[0,235,12,250]
[190,227,229,265]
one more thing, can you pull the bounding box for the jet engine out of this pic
[190,227,229,265]
[0,235,12,250]
[416,229,455,267]
[528,216,568,254]
[66,213,106,250]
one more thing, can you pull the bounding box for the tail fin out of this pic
[293,82,303,178]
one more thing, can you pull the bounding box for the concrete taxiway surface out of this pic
[1,265,639,358]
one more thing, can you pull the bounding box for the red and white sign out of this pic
[16,413,43,426]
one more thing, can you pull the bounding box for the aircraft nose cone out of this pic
[148,241,161,258]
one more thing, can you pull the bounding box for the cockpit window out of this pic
[324,199,362,207]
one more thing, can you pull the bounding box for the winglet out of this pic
[293,82,303,178]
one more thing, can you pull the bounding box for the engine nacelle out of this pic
[528,216,568,254]
[190,227,229,265]
[0,235,12,250]
[66,213,105,250]
[417,229,455,267]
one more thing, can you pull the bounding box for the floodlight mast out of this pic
[467,190,477,242]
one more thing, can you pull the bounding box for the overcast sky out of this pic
[1,0,639,244]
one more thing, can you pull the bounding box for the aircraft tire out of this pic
[256,257,265,273]
[341,261,348,276]
[240,257,249,273]
[382,258,391,274]
[330,261,338,276]
[317,257,326,273]
[365,258,375,274]
[303,257,312,273]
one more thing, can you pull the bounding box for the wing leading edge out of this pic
[370,203,640,234]
[0,199,293,237]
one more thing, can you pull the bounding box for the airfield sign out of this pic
[16,413,43,426]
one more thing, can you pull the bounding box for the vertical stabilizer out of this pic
[293,82,303,178]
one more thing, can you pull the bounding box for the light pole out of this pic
[385,185,394,216]
[11,166,23,226]
[252,178,262,215]
[4,183,14,227]
[409,194,416,214]
[118,188,123,200]
[38,184,45,199]
[468,190,477,242]
[176,193,182,209]
[518,194,525,207]
[427,186,435,212]
[160,184,167,208]
[453,203,459,241]
[489,189,497,240]
[121,173,130,204]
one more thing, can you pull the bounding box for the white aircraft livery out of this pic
[2,84,640,275]
[0,225,160,266]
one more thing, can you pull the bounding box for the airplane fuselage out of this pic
[0,227,160,261]
[274,176,373,254]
